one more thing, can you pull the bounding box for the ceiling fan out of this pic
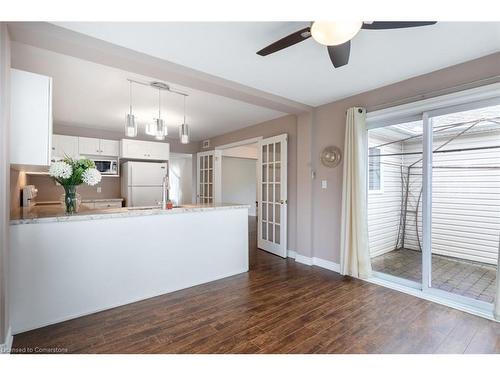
[257,21,437,68]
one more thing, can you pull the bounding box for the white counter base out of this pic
[10,206,249,334]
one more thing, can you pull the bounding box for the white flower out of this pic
[49,161,72,179]
[82,168,102,186]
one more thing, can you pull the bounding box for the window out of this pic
[368,147,382,192]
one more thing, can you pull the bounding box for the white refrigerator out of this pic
[121,161,168,207]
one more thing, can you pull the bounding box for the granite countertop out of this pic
[10,203,250,225]
[36,198,124,204]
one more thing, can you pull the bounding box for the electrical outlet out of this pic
[321,180,328,189]
[97,186,102,193]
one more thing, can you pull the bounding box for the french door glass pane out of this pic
[430,104,500,303]
[368,119,423,283]
[275,143,281,162]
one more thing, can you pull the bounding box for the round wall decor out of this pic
[320,146,342,168]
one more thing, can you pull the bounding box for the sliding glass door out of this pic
[368,119,423,286]
[427,103,500,306]
[367,98,500,312]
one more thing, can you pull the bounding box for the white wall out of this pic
[0,23,11,348]
[367,136,404,257]
[222,156,257,216]
[368,129,500,266]
[428,130,499,265]
[169,153,194,205]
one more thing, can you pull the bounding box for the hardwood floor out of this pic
[11,217,499,354]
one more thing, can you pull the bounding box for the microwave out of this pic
[92,159,118,175]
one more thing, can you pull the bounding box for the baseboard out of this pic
[295,254,313,266]
[0,326,13,354]
[292,253,340,271]
[312,257,340,273]
[287,250,296,259]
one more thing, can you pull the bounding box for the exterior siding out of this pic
[368,130,500,266]
[367,136,403,257]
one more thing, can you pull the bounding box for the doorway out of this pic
[367,98,500,315]
[212,134,289,258]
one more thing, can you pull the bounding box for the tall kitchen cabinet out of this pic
[10,69,52,169]
[52,134,79,161]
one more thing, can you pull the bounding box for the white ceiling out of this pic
[53,22,500,106]
[10,42,285,141]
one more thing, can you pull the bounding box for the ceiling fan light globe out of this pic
[311,21,362,46]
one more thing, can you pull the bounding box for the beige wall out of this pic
[202,114,298,253]
[0,22,10,346]
[26,174,121,202]
[9,169,26,214]
[311,52,500,263]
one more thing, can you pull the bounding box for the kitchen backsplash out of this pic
[27,174,122,202]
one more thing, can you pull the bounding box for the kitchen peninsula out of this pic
[9,204,249,334]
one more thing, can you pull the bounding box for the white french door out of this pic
[257,134,287,258]
[196,150,221,204]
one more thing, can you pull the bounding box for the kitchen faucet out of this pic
[161,174,170,209]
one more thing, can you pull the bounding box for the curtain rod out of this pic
[365,75,500,113]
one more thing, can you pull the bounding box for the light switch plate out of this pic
[321,180,327,189]
[97,186,102,193]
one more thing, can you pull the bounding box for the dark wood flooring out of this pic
[12,218,499,354]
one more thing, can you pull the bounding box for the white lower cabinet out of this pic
[82,200,123,209]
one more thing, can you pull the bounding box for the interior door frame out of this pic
[215,136,263,211]
[196,150,222,204]
[257,134,288,258]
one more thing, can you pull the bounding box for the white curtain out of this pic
[340,107,372,279]
[494,236,500,321]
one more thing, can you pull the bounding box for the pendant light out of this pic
[179,95,190,144]
[154,87,167,141]
[125,81,137,137]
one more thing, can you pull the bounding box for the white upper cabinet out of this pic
[99,139,119,157]
[78,137,100,156]
[10,69,52,168]
[120,139,169,161]
[78,137,119,157]
[52,134,79,161]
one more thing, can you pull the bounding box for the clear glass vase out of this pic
[63,185,79,214]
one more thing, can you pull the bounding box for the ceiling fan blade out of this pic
[327,41,351,68]
[257,27,311,56]
[362,21,437,30]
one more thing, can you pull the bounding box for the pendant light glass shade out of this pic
[178,95,190,144]
[154,118,167,140]
[125,113,137,137]
[179,123,190,144]
[125,81,138,137]
[152,88,167,140]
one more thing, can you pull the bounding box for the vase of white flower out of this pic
[49,157,102,214]
[63,185,78,214]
